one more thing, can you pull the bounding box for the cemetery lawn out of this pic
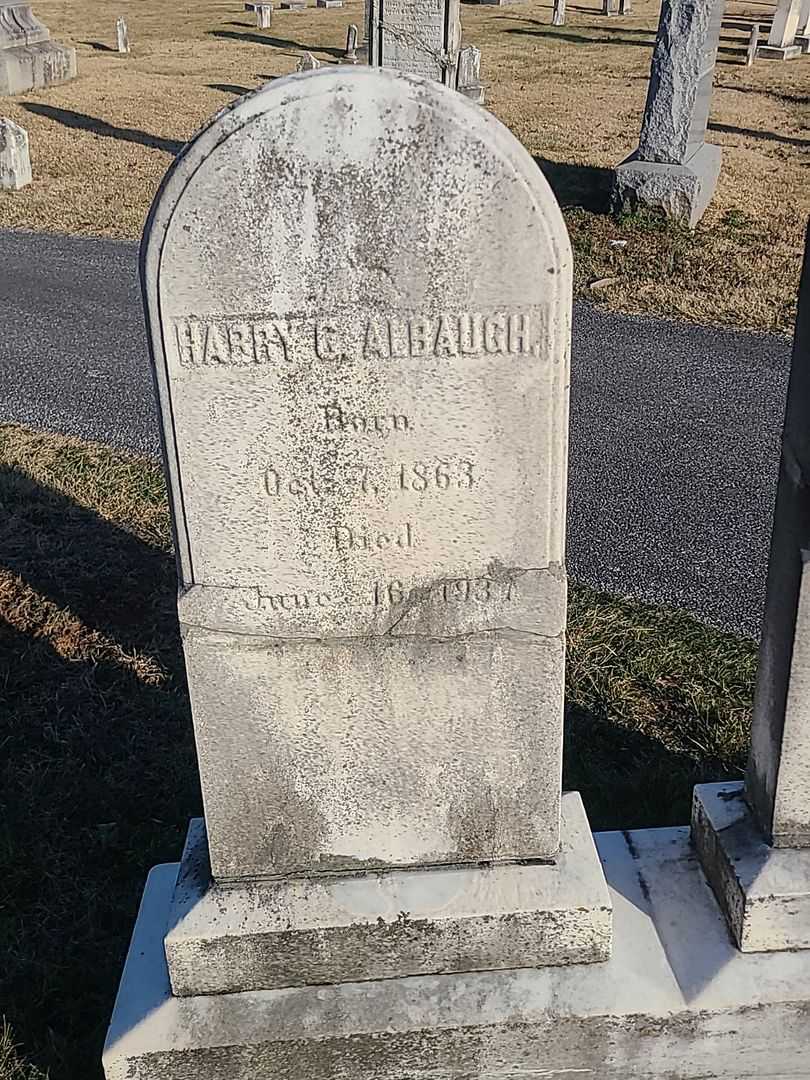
[0,0,807,332]
[0,421,758,1079]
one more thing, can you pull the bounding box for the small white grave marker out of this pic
[116,15,129,54]
[0,116,31,189]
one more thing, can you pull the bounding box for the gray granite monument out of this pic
[103,69,810,1080]
[0,115,30,189]
[611,0,724,227]
[0,3,76,96]
[693,226,810,951]
[367,0,460,84]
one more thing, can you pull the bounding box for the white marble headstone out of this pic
[142,67,572,882]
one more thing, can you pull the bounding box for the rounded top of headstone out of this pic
[143,67,570,288]
[142,68,571,639]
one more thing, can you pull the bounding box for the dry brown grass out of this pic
[0,2,807,321]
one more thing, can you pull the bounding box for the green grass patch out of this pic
[0,423,755,1079]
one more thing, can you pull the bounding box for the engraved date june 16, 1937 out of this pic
[244,576,518,615]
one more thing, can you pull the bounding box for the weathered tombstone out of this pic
[0,115,30,189]
[367,0,461,85]
[280,0,306,9]
[317,0,344,7]
[602,0,620,15]
[758,0,803,57]
[552,0,565,25]
[693,226,810,952]
[344,22,359,61]
[296,49,320,68]
[104,64,624,1075]
[746,20,760,63]
[116,16,129,54]
[143,62,603,983]
[611,0,723,227]
[456,43,484,103]
[619,0,632,14]
[0,3,76,95]
[256,2,272,26]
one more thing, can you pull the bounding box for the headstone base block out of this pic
[458,83,485,104]
[104,825,810,1080]
[316,0,343,6]
[793,33,809,52]
[611,143,721,228]
[0,39,76,96]
[164,792,611,996]
[756,42,803,58]
[692,781,810,953]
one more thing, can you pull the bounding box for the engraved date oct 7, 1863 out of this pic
[263,460,476,499]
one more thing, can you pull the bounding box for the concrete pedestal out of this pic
[165,793,611,996]
[104,825,810,1080]
[692,782,810,952]
[757,42,803,58]
[0,39,75,95]
[611,143,721,228]
[458,84,485,104]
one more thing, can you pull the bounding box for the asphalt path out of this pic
[0,228,792,637]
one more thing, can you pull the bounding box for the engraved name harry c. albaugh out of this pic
[171,309,544,367]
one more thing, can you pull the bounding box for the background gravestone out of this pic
[0,3,76,95]
[0,115,30,189]
[693,226,810,951]
[367,0,461,84]
[611,0,723,227]
[456,43,484,102]
[758,0,803,58]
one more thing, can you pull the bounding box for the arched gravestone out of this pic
[142,67,610,994]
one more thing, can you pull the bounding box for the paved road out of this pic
[0,229,792,637]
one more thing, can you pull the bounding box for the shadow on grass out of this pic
[209,28,345,56]
[716,85,809,106]
[0,465,199,1080]
[708,120,810,148]
[503,18,746,61]
[505,23,655,47]
[207,81,253,95]
[20,103,184,156]
[535,155,614,212]
[78,39,117,52]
